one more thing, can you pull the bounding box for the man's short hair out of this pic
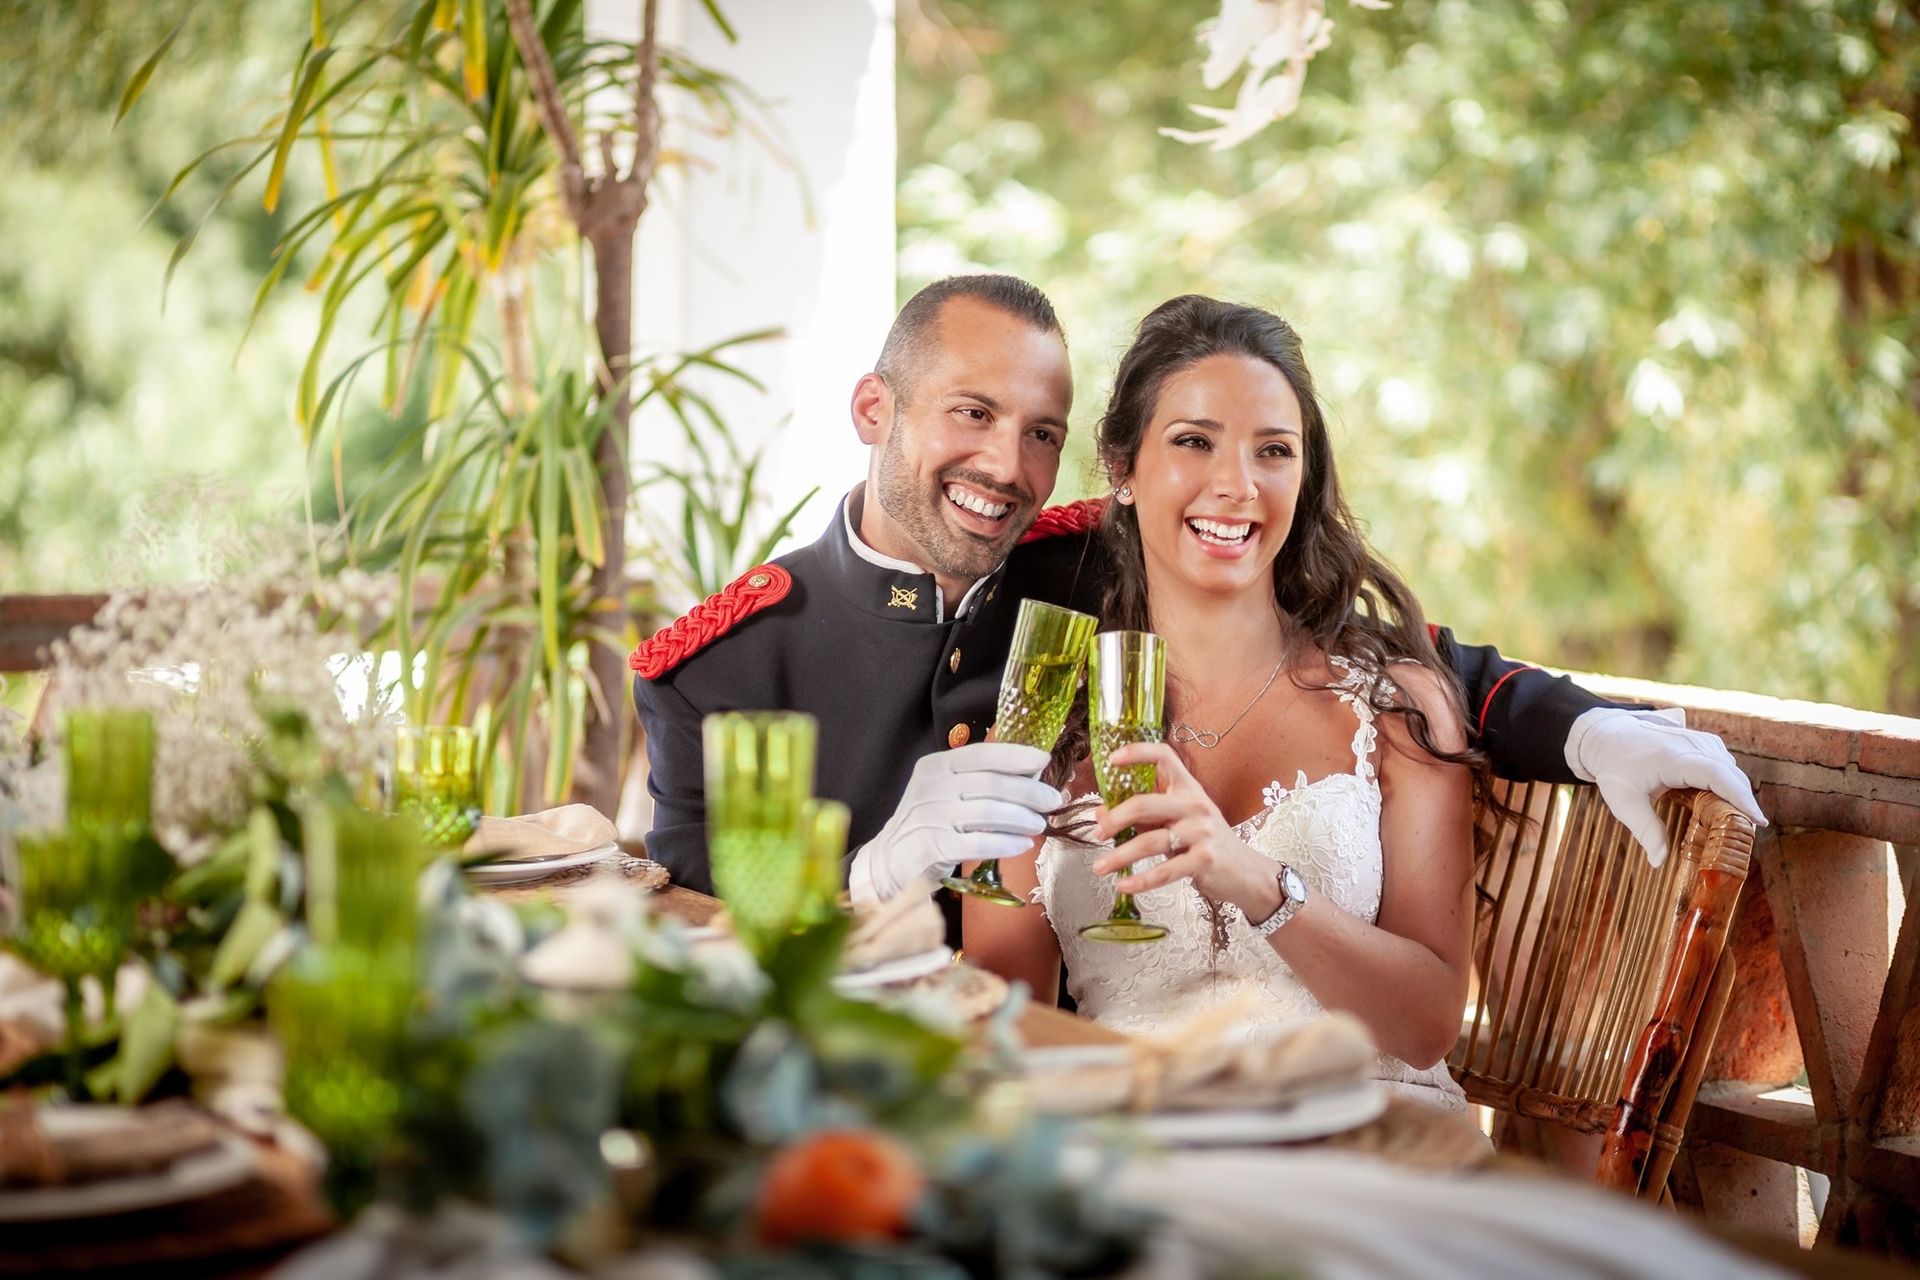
[875,274,1064,405]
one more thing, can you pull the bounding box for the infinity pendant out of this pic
[1170,723,1221,749]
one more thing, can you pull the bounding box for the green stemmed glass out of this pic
[7,824,141,1094]
[704,711,818,951]
[1081,630,1170,944]
[945,598,1097,907]
[268,941,412,1174]
[797,798,852,927]
[63,708,155,833]
[393,725,482,850]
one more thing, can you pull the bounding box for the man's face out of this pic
[863,297,1073,585]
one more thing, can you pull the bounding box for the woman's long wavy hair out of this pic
[1051,295,1507,835]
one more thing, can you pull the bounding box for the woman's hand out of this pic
[1088,742,1282,918]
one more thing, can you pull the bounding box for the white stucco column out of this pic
[587,0,895,601]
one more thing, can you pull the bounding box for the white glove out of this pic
[847,742,1058,903]
[1565,707,1766,868]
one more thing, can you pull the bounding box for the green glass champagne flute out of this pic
[1081,630,1170,943]
[944,598,1098,907]
[7,824,141,1094]
[393,725,482,850]
[704,711,818,950]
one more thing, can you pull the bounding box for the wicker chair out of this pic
[1449,782,1755,1200]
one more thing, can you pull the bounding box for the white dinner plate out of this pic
[832,946,955,991]
[464,842,621,885]
[1020,1044,1134,1073]
[0,1109,255,1223]
[1134,1079,1386,1147]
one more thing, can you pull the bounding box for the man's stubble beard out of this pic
[874,409,1022,583]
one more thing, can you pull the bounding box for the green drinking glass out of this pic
[393,725,482,849]
[63,707,155,833]
[945,598,1097,907]
[1081,630,1170,944]
[6,823,141,1094]
[704,711,817,949]
[268,941,412,1157]
[302,801,424,955]
[797,798,852,927]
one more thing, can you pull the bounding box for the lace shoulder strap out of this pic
[1325,654,1394,785]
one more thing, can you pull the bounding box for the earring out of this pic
[1116,486,1132,501]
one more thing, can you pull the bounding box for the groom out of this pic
[632,274,1763,900]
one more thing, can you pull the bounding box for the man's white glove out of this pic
[1565,707,1767,868]
[847,742,1058,903]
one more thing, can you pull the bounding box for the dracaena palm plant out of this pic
[126,0,786,813]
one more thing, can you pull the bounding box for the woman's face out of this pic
[1121,352,1305,603]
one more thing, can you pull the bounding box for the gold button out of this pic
[948,648,962,673]
[747,572,771,589]
[947,723,970,748]
[986,586,997,603]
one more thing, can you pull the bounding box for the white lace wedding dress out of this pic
[1033,656,1469,1112]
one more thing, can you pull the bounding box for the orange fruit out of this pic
[754,1129,927,1246]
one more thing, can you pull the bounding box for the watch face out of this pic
[1282,865,1307,903]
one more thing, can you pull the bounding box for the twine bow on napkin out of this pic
[1025,998,1377,1116]
[462,804,618,864]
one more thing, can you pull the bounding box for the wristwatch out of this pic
[1248,863,1308,938]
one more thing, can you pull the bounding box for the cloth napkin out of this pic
[462,804,617,863]
[842,876,948,971]
[1025,999,1376,1115]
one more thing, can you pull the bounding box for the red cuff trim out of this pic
[1019,497,1106,543]
[1476,665,1534,736]
[629,564,791,680]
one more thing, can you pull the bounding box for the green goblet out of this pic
[302,801,424,954]
[268,941,412,1164]
[704,711,818,949]
[7,824,141,1094]
[945,598,1097,907]
[1080,630,1170,944]
[797,798,852,927]
[63,707,155,833]
[393,725,482,849]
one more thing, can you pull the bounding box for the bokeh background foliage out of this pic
[898,0,1920,714]
[2,0,1916,715]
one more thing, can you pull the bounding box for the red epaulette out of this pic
[1018,497,1107,544]
[628,564,792,680]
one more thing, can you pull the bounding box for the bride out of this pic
[965,296,1485,1111]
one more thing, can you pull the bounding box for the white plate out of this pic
[0,1109,255,1223]
[1135,1080,1386,1147]
[464,842,621,885]
[832,946,955,991]
[1020,1044,1134,1073]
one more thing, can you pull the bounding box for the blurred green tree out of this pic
[899,0,1920,714]
[0,2,321,589]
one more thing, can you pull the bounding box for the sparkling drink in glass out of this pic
[944,598,1097,907]
[1080,630,1170,943]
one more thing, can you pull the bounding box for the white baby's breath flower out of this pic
[18,560,398,862]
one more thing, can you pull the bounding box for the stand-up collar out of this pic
[825,486,997,623]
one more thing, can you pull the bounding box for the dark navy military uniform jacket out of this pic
[634,493,1608,896]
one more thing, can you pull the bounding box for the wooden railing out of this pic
[1574,673,1920,1258]
[4,597,1917,1256]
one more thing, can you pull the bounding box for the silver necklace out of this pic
[1170,656,1287,749]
